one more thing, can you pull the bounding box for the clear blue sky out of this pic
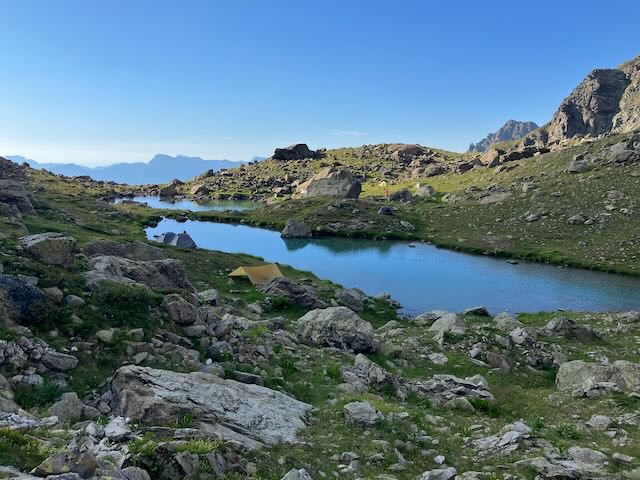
[1,0,638,165]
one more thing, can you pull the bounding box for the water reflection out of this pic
[116,196,259,212]
[146,218,640,315]
[282,237,397,255]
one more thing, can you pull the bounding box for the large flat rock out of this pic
[110,365,312,449]
[84,255,193,292]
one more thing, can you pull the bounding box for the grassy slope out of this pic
[174,145,471,198]
[3,160,640,478]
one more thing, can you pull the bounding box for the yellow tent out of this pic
[228,264,284,285]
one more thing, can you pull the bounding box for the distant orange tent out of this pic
[228,264,284,285]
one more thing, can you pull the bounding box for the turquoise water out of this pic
[147,218,640,315]
[117,196,259,212]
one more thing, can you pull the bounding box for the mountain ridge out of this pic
[4,153,245,185]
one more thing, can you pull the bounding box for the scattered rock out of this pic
[163,294,198,325]
[586,414,611,431]
[31,451,97,478]
[281,219,312,238]
[568,214,587,225]
[335,287,368,312]
[20,232,78,267]
[408,374,493,405]
[429,312,465,337]
[84,255,192,292]
[104,416,132,441]
[257,277,327,309]
[493,312,523,332]
[416,467,457,480]
[463,306,490,317]
[197,288,219,306]
[297,306,379,352]
[110,365,312,449]
[83,240,164,261]
[273,144,319,161]
[0,273,44,318]
[556,360,640,395]
[296,167,361,199]
[41,350,78,371]
[568,156,591,173]
[49,392,85,423]
[64,295,85,307]
[541,316,599,341]
[43,287,64,304]
[344,401,382,426]
[389,188,412,202]
[415,185,435,197]
[281,469,313,480]
[428,352,449,365]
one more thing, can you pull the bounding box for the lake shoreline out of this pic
[146,216,640,315]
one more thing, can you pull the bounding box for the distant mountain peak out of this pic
[469,120,539,152]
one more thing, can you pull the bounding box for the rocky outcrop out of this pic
[281,469,313,480]
[49,392,88,423]
[163,294,198,325]
[0,274,44,320]
[415,185,435,197]
[522,55,640,148]
[257,277,327,308]
[281,219,312,238]
[334,287,368,312]
[296,306,379,352]
[296,167,361,199]
[190,183,210,195]
[468,120,539,152]
[407,374,494,406]
[556,360,640,396]
[158,179,182,197]
[540,316,598,341]
[31,451,97,478]
[272,144,319,161]
[0,178,37,215]
[342,353,395,392]
[546,68,630,142]
[109,365,312,449]
[83,240,165,261]
[84,255,193,292]
[388,144,425,162]
[20,232,78,267]
[613,56,640,132]
[0,334,78,372]
[343,401,382,426]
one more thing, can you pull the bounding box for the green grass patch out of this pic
[0,429,50,471]
[14,381,66,409]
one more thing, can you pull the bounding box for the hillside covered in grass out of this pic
[128,131,640,276]
[2,157,640,479]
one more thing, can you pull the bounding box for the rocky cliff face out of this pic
[527,55,640,147]
[613,56,640,132]
[545,68,630,142]
[468,120,539,152]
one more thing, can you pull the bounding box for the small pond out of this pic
[147,218,640,316]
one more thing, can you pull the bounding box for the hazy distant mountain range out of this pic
[4,154,246,185]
